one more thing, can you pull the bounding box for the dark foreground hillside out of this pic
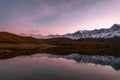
[42,38,120,56]
[0,32,54,56]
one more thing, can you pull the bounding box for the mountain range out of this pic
[0,27,120,58]
[24,24,120,39]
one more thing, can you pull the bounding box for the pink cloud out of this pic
[1,0,120,35]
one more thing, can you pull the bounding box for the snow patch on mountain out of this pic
[21,24,120,39]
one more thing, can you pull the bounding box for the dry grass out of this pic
[0,43,54,50]
[0,32,55,51]
[0,32,42,43]
[42,38,120,55]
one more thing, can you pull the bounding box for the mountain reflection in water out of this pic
[31,53,120,70]
[0,53,120,80]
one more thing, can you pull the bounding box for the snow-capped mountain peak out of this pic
[109,24,120,31]
[22,24,120,39]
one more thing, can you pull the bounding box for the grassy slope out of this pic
[0,32,54,50]
[0,32,55,59]
[0,32,42,43]
[42,38,120,55]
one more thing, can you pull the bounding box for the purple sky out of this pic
[0,0,120,35]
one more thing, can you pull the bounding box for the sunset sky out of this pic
[0,0,120,35]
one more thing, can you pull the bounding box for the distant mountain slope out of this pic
[63,24,120,39]
[41,38,120,55]
[29,24,120,39]
[0,32,42,43]
[0,32,54,50]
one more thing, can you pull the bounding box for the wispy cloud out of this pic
[0,0,120,35]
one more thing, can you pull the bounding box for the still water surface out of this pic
[0,53,120,80]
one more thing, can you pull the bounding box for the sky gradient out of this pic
[0,0,120,35]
